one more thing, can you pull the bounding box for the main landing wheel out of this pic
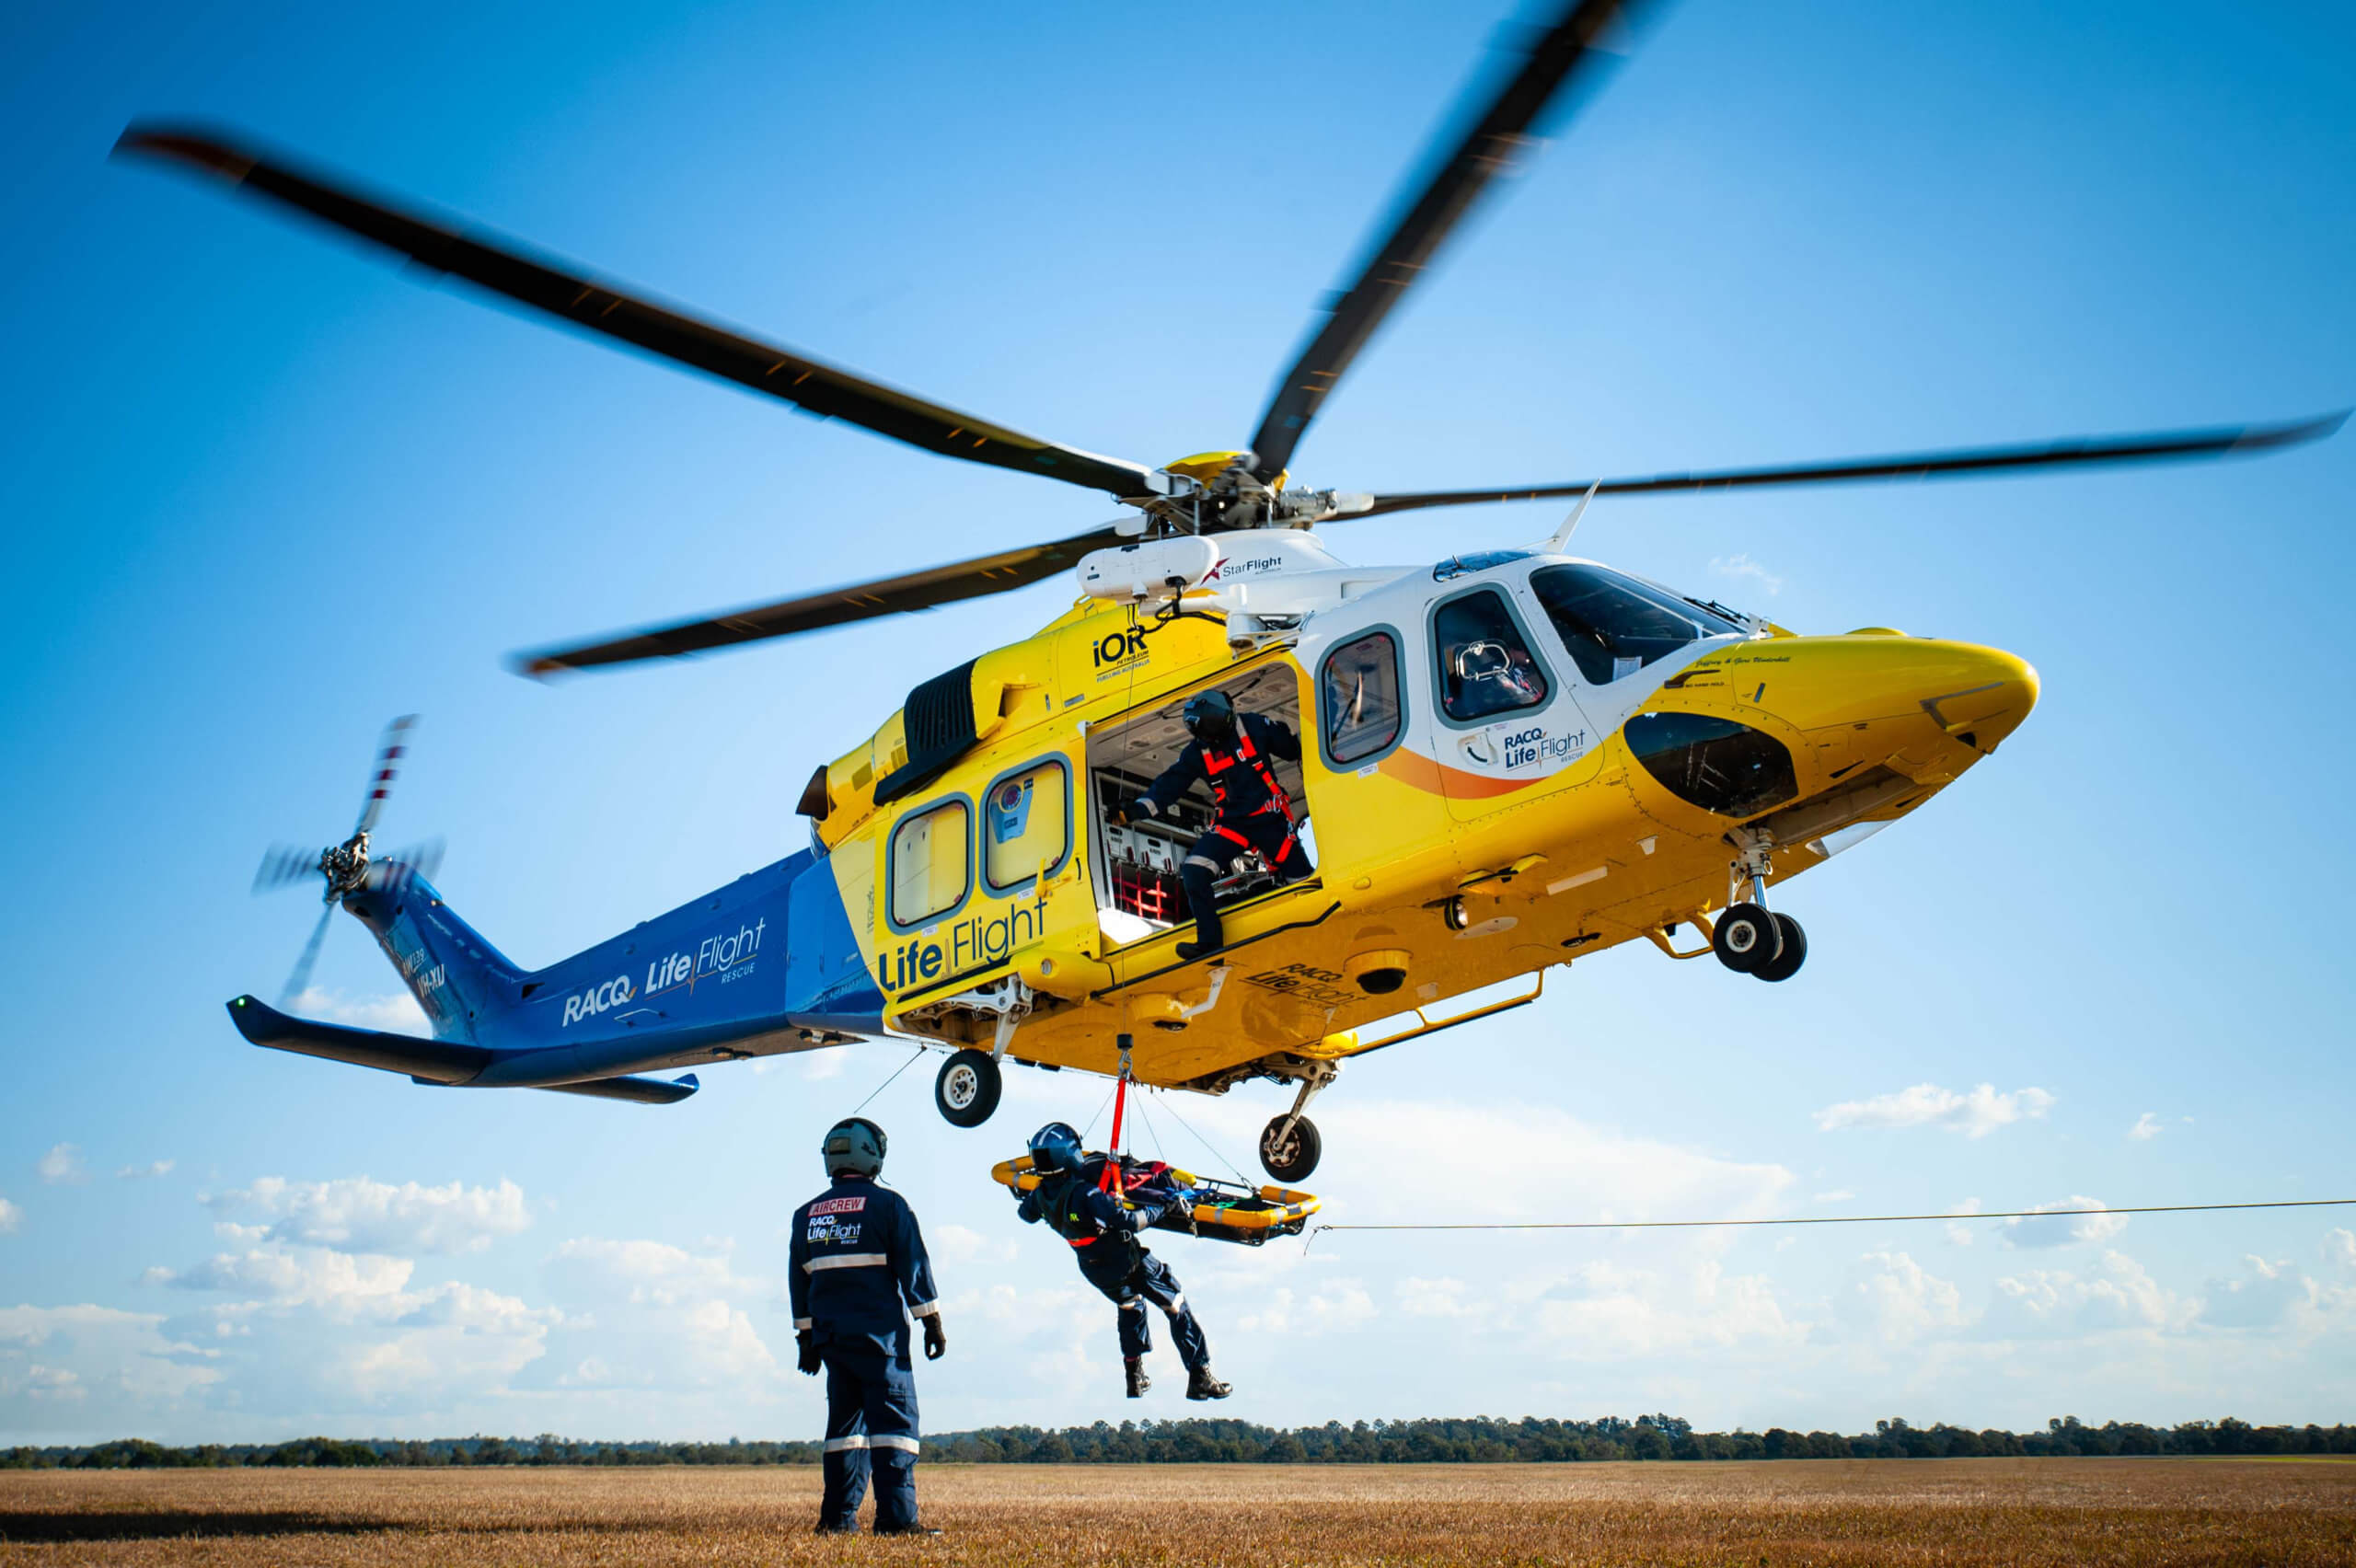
[1712,902,1782,974]
[1260,1115,1322,1184]
[1753,914,1807,983]
[934,1049,1001,1128]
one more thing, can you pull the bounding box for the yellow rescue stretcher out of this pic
[991,1151,1321,1247]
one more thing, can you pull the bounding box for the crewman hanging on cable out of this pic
[1113,688,1311,961]
[789,1117,945,1537]
[1013,1120,1231,1401]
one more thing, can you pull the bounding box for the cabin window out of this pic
[985,760,1069,892]
[1530,564,1744,685]
[1320,630,1403,765]
[1434,588,1549,722]
[888,799,970,928]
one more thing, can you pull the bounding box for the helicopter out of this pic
[122,0,2339,1182]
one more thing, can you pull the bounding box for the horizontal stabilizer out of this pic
[536,1072,700,1106]
[225,994,491,1084]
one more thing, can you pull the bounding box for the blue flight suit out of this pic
[788,1175,939,1533]
[1017,1159,1210,1373]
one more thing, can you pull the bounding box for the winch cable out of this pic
[849,1045,927,1116]
[1304,1196,2356,1251]
[1151,1088,1256,1188]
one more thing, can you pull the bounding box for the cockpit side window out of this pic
[1530,564,1744,685]
[1433,588,1550,723]
[1319,630,1403,766]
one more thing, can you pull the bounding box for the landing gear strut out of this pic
[1259,1066,1334,1183]
[1714,831,1806,983]
[934,1049,1001,1127]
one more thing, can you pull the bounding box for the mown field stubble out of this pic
[4,1459,2353,1566]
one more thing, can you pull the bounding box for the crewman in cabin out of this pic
[1013,1121,1232,1401]
[1113,688,1311,961]
[789,1118,945,1537]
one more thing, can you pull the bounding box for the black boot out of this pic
[1175,862,1223,962]
[1185,1366,1231,1401]
[1126,1356,1150,1398]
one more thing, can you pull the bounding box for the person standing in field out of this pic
[790,1117,945,1536]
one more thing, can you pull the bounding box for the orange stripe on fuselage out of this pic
[1377,747,1542,800]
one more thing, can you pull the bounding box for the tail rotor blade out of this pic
[253,844,322,894]
[281,899,338,1007]
[370,836,445,891]
[354,714,418,835]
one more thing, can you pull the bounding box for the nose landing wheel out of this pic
[1259,1115,1322,1184]
[1715,833,1807,982]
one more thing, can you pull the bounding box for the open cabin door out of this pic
[1083,657,1322,963]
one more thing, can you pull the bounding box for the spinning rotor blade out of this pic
[513,521,1132,676]
[281,900,337,1007]
[1350,412,2350,518]
[253,844,321,894]
[368,837,445,891]
[114,128,1163,502]
[1247,0,1643,480]
[354,714,417,835]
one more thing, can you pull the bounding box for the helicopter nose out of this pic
[1751,632,2040,778]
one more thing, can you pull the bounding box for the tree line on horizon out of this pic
[7,1415,2353,1470]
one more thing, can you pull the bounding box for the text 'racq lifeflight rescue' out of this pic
[121,0,2339,1184]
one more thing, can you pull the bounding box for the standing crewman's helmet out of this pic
[1182,690,1237,744]
[823,1117,888,1178]
[1028,1121,1084,1174]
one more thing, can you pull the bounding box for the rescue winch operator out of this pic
[1014,1121,1232,1401]
[1112,689,1312,961]
[789,1117,945,1538]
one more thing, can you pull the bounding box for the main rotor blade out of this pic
[354,714,418,836]
[1350,412,2349,518]
[114,127,1164,502]
[513,521,1132,677]
[1247,0,1644,480]
[282,900,337,1008]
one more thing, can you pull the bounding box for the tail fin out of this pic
[341,870,522,1043]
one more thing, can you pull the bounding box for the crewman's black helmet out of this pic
[1182,689,1237,744]
[1028,1121,1084,1173]
[823,1117,887,1178]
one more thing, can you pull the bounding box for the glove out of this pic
[1108,804,1130,827]
[922,1312,948,1362]
[796,1332,821,1377]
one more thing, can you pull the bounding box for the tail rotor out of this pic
[252,715,443,1009]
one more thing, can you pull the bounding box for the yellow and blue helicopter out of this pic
[128,0,2339,1182]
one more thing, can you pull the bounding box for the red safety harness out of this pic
[1202,726,1300,869]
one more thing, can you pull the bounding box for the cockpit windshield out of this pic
[1530,564,1746,685]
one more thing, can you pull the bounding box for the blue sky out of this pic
[5,0,2353,1445]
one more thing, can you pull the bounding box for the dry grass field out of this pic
[5,1459,2353,1566]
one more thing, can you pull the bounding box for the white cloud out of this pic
[539,1237,779,1389]
[157,1246,414,1310]
[2128,1113,2163,1141]
[2327,1229,2356,1271]
[2004,1196,2129,1251]
[799,1048,849,1082]
[1842,1251,1964,1343]
[1530,1257,1800,1360]
[931,1224,1017,1265]
[203,1175,530,1255]
[117,1160,175,1180]
[1814,1083,2054,1138]
[287,987,429,1034]
[2202,1255,2308,1330]
[37,1145,86,1185]
[0,1196,19,1235]
[1811,1190,1855,1204]
[1990,1251,2182,1337]
[1709,552,1784,595]
[0,1305,223,1435]
[1945,1198,1983,1247]
[1236,1281,1376,1334]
